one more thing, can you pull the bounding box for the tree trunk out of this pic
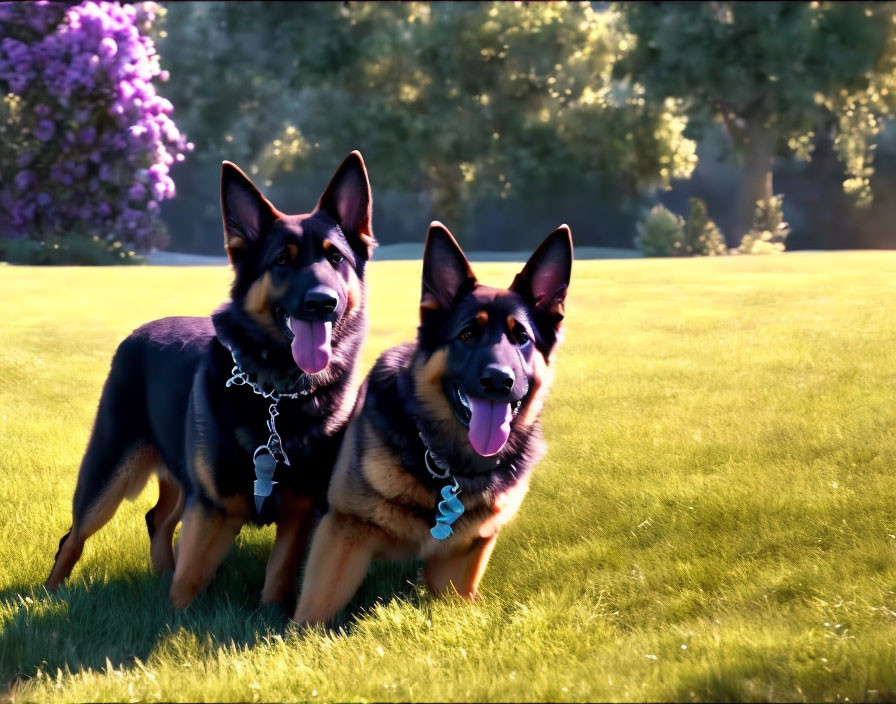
[732,123,776,244]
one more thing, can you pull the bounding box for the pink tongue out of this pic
[467,397,513,456]
[289,319,332,374]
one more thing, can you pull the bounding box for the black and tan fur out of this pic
[47,152,376,609]
[294,221,572,624]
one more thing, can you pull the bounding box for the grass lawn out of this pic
[2,252,896,702]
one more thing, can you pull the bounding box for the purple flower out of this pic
[127,182,146,201]
[33,118,55,141]
[98,36,117,58]
[0,0,189,249]
[14,170,36,191]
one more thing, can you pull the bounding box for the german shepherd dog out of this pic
[47,152,375,609]
[293,221,572,624]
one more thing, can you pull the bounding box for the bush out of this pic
[0,233,144,265]
[0,1,192,253]
[684,197,727,256]
[635,204,687,256]
[636,200,728,257]
[738,195,789,254]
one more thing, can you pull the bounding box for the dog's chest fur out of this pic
[186,305,365,509]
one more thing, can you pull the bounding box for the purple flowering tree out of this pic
[0,1,191,252]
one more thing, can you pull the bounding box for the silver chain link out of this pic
[224,347,309,401]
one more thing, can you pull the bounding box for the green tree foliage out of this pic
[635,204,686,257]
[738,194,789,254]
[617,1,896,241]
[683,197,727,256]
[636,198,727,257]
[157,2,698,250]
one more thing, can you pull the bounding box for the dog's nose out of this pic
[302,286,338,317]
[479,364,514,397]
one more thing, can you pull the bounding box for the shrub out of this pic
[0,232,144,265]
[738,195,789,254]
[635,204,687,257]
[636,200,728,257]
[684,197,727,256]
[0,1,192,254]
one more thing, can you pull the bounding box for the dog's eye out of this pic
[275,251,290,266]
[514,327,531,346]
[459,326,477,344]
[328,250,345,265]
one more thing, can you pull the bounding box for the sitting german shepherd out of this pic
[294,221,572,624]
[47,152,376,609]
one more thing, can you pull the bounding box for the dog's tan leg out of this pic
[260,491,316,607]
[293,511,378,625]
[169,498,246,608]
[46,530,83,593]
[424,534,499,600]
[47,446,157,592]
[147,474,185,574]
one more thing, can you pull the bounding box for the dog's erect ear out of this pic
[510,225,573,349]
[421,222,476,312]
[317,150,376,260]
[221,161,277,263]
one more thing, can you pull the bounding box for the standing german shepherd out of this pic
[47,151,375,609]
[293,221,572,624]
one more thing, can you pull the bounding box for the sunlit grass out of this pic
[2,252,896,702]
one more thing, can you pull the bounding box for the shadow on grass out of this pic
[0,539,420,690]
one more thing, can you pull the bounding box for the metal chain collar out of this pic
[224,346,305,511]
[417,432,464,539]
[420,432,454,481]
[224,347,310,402]
[417,429,516,540]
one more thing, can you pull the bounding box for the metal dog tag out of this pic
[253,449,278,514]
[254,450,277,481]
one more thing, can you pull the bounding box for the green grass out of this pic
[2,252,896,702]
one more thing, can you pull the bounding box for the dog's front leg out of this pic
[169,498,247,608]
[292,511,378,626]
[260,490,316,608]
[423,533,499,600]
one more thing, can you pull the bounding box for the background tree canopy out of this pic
[156,1,698,252]
[4,0,896,256]
[617,1,896,242]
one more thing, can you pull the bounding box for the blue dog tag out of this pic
[430,523,454,540]
[430,482,464,540]
[438,494,464,517]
